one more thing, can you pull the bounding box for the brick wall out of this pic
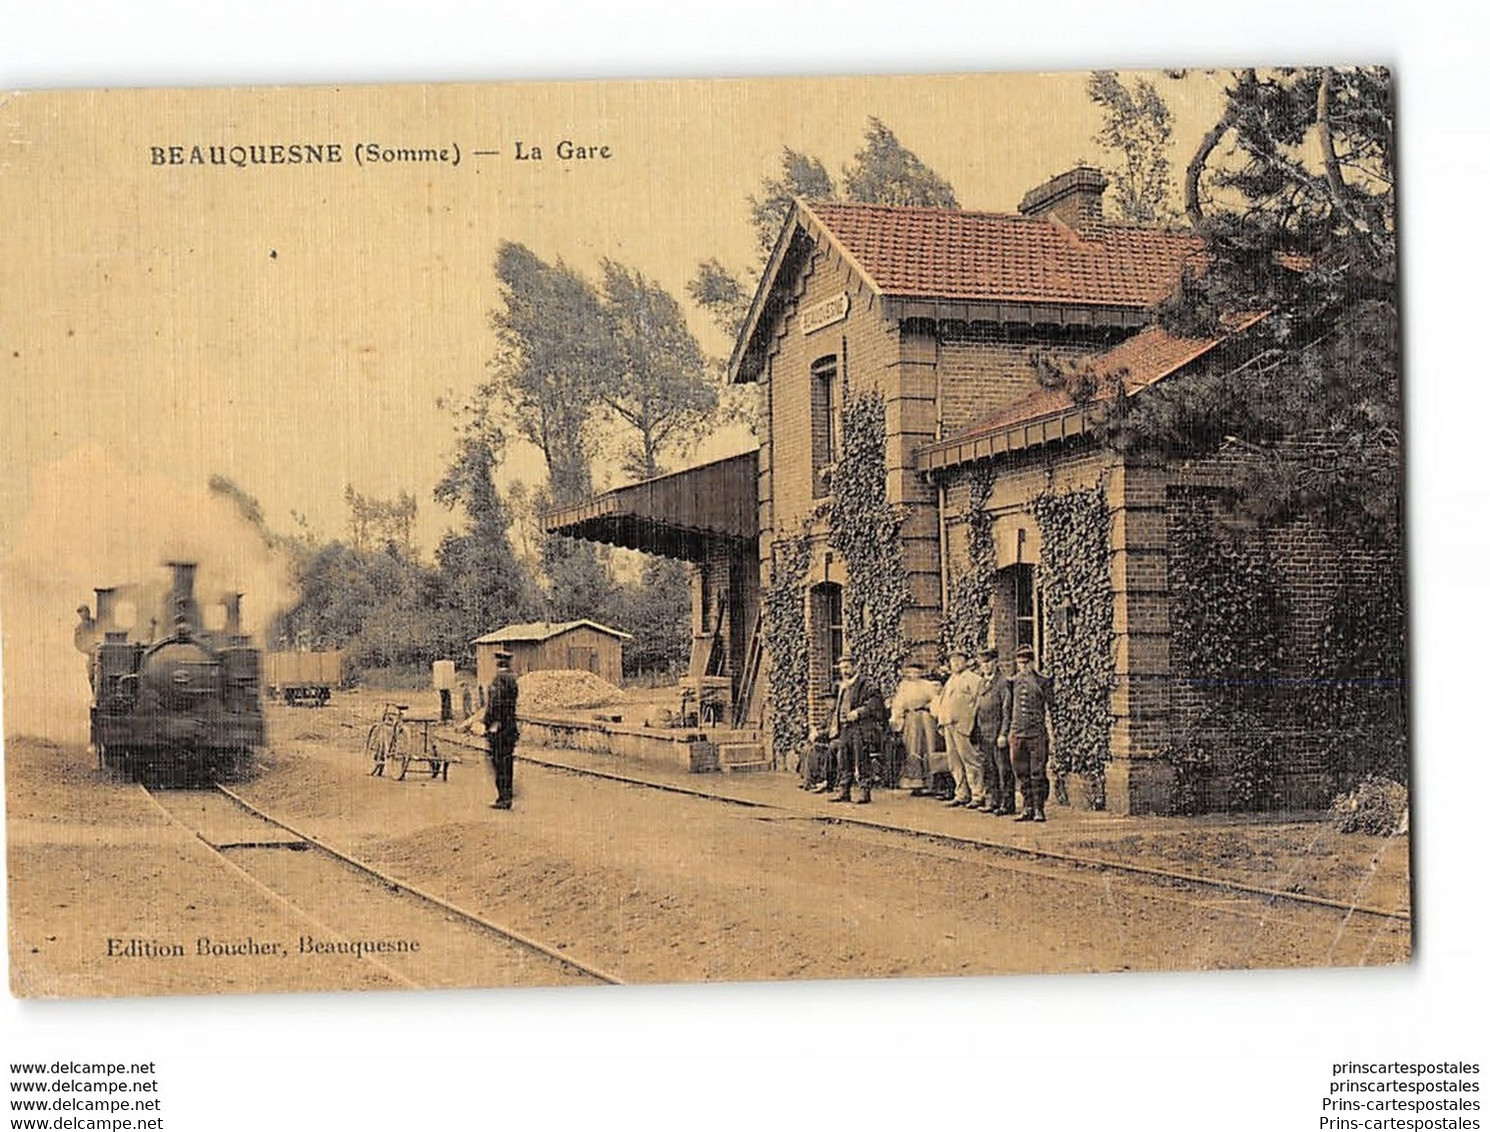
[757,242,937,731]
[763,248,900,544]
[937,325,1115,437]
[1164,463,1406,810]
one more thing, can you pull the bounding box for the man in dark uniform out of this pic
[827,653,886,805]
[973,647,1015,815]
[1008,643,1055,822]
[482,650,520,810]
[75,605,99,690]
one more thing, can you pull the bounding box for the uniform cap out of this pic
[1014,645,1036,660]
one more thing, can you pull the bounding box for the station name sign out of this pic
[801,292,850,335]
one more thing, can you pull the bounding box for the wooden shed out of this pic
[473,620,633,689]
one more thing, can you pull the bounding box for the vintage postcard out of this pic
[2,69,1408,998]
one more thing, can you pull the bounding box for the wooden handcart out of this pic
[366,702,455,781]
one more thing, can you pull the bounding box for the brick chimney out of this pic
[1018,166,1109,230]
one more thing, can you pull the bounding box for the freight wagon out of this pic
[263,651,344,706]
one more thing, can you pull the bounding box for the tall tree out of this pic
[342,484,418,555]
[747,147,837,259]
[431,432,537,654]
[600,260,717,479]
[472,242,619,620]
[1087,70,1177,223]
[842,117,959,208]
[690,122,958,342]
[691,147,836,341]
[483,241,615,507]
[1120,66,1398,543]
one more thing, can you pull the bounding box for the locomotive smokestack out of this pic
[94,588,117,629]
[167,562,197,598]
[164,561,201,631]
[223,592,243,635]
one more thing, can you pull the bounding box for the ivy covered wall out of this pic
[829,391,911,702]
[1166,490,1287,810]
[760,393,913,759]
[1165,488,1407,811]
[1031,486,1116,799]
[940,464,998,660]
[761,525,814,761]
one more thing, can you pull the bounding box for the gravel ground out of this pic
[6,737,396,998]
[5,689,1411,997]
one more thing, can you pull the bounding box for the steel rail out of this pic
[441,731,1409,925]
[210,783,626,986]
[139,785,420,990]
[142,781,624,987]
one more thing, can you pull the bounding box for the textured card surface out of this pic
[2,70,1408,998]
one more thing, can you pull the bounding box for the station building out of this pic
[548,167,1404,814]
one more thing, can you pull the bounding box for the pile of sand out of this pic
[517,669,625,714]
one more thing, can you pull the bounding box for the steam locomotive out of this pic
[79,561,265,781]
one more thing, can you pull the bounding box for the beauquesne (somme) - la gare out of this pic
[545,166,1405,816]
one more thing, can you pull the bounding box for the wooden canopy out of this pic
[542,451,759,561]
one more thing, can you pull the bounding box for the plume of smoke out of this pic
[1,446,296,741]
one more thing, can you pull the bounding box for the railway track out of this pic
[441,730,1409,927]
[142,781,625,989]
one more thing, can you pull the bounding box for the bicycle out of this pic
[364,702,451,781]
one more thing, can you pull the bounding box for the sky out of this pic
[3,72,1233,557]
[0,70,1234,733]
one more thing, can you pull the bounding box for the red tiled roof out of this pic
[806,201,1202,309]
[918,313,1266,471]
[966,325,1229,436]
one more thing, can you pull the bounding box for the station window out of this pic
[825,586,844,675]
[810,355,839,498]
[1013,564,1044,661]
[810,582,845,696]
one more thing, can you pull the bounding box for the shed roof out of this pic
[473,620,635,646]
[916,313,1266,474]
[542,450,758,561]
[730,199,1202,383]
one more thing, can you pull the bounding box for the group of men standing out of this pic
[482,639,1054,820]
[808,643,1056,822]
